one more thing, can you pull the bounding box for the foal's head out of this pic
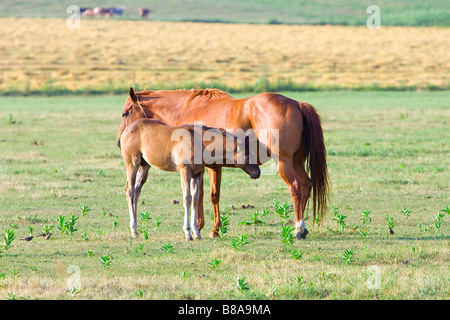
[116,87,152,149]
[230,133,261,179]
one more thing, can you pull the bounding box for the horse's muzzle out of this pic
[251,169,261,179]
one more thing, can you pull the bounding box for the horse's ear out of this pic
[129,87,137,104]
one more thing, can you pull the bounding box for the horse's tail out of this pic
[298,102,329,223]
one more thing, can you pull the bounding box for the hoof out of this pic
[131,232,139,239]
[296,228,309,240]
[193,234,202,240]
[185,235,193,241]
[209,230,219,238]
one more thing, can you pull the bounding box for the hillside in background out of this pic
[0,0,449,26]
[1,1,449,95]
[1,18,449,95]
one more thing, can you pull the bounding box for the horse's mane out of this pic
[134,89,156,95]
[185,88,230,107]
[180,88,230,117]
[135,87,228,97]
[133,88,230,117]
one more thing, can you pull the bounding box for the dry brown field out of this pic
[0,17,449,93]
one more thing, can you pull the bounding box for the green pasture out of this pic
[1,0,449,26]
[0,91,448,300]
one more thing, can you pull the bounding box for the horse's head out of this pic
[116,87,152,149]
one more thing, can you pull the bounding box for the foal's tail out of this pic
[298,102,329,223]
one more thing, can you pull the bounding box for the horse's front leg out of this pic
[180,167,193,241]
[190,169,204,240]
[208,168,222,238]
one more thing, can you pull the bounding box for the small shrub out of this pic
[333,213,347,231]
[280,225,295,248]
[131,244,144,256]
[236,277,250,291]
[208,258,222,269]
[80,204,91,217]
[433,211,445,235]
[3,229,15,250]
[385,214,395,234]
[161,242,174,254]
[342,249,354,265]
[219,208,230,237]
[230,234,250,251]
[361,209,372,225]
[441,205,449,215]
[276,203,293,225]
[135,289,144,299]
[140,211,152,224]
[290,249,303,260]
[100,254,112,270]
[401,207,411,219]
[239,211,265,228]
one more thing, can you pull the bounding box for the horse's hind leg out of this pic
[277,157,309,240]
[190,169,204,240]
[293,158,313,223]
[180,167,193,241]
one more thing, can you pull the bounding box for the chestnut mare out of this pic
[117,87,329,240]
[120,118,260,239]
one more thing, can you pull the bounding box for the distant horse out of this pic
[81,9,95,17]
[93,7,114,17]
[120,116,260,239]
[117,87,329,240]
[112,6,127,16]
[138,8,150,18]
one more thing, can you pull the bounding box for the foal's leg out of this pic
[190,169,204,240]
[277,157,309,239]
[124,157,141,238]
[197,173,205,232]
[180,167,193,241]
[134,162,151,204]
[208,168,222,238]
[127,163,151,238]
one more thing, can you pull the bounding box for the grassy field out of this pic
[1,18,449,96]
[0,91,448,300]
[1,0,449,26]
